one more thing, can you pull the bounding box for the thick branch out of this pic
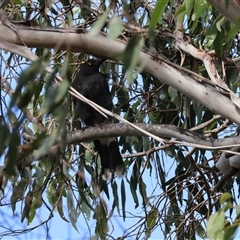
[24,123,240,151]
[18,123,240,167]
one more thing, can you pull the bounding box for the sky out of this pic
[0,166,165,240]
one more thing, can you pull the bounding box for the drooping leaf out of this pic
[21,191,33,223]
[220,192,232,204]
[185,0,194,18]
[33,129,58,159]
[129,176,139,208]
[88,10,109,37]
[94,202,109,238]
[123,35,144,83]
[111,181,119,213]
[108,16,123,40]
[40,79,69,114]
[121,179,126,221]
[139,177,148,206]
[150,0,168,28]
[147,207,158,229]
[56,186,69,222]
[226,17,240,42]
[67,188,79,232]
[10,59,45,110]
[207,211,225,240]
[10,179,29,213]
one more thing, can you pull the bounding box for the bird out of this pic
[71,57,125,180]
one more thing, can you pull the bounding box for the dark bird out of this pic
[72,58,125,180]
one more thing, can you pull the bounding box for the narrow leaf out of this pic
[88,10,109,37]
[123,35,144,83]
[21,191,33,223]
[108,16,123,40]
[150,0,168,28]
[67,188,79,232]
[40,80,69,114]
[121,179,126,221]
[130,176,139,208]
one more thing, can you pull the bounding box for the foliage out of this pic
[0,0,240,239]
[207,192,240,240]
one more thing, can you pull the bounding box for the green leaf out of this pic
[226,17,240,42]
[94,202,108,237]
[33,166,45,187]
[139,177,148,206]
[194,0,206,21]
[46,179,57,206]
[32,191,42,209]
[121,179,126,221]
[150,0,169,28]
[130,176,139,208]
[40,80,69,114]
[81,195,92,221]
[67,188,79,232]
[155,152,166,192]
[224,224,238,240]
[220,192,232,204]
[5,133,21,176]
[21,191,33,223]
[8,111,18,126]
[88,10,109,37]
[111,181,119,213]
[185,0,194,18]
[18,81,37,109]
[176,3,186,23]
[175,4,186,17]
[108,16,123,40]
[33,128,58,159]
[216,16,225,32]
[11,179,28,213]
[0,121,10,156]
[207,211,225,240]
[194,222,205,238]
[147,207,158,229]
[56,186,69,222]
[10,59,45,110]
[236,205,240,215]
[123,35,144,83]
[116,83,130,112]
[205,24,218,49]
[79,190,95,212]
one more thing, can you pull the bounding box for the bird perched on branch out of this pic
[72,58,125,180]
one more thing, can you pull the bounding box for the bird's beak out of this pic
[94,57,107,66]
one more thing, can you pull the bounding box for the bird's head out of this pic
[79,58,107,75]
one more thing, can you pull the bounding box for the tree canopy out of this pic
[1,0,240,239]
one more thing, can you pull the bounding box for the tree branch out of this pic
[18,123,240,166]
[0,10,240,125]
[61,123,240,149]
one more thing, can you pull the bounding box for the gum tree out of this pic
[0,0,240,239]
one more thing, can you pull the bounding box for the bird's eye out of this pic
[88,62,92,65]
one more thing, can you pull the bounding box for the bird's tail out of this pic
[93,138,125,180]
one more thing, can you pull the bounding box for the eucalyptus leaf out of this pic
[67,188,79,232]
[150,0,168,28]
[88,10,109,37]
[40,80,69,114]
[33,128,58,159]
[121,179,126,221]
[108,16,123,40]
[123,35,144,83]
